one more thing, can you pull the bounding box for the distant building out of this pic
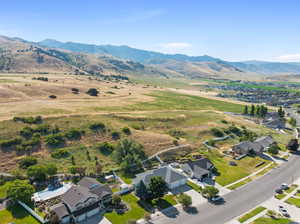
[133,166,187,190]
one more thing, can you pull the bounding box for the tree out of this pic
[18,156,37,169]
[86,88,99,96]
[135,180,150,200]
[112,194,122,206]
[256,105,260,117]
[287,139,299,152]
[6,180,35,203]
[250,105,255,116]
[177,193,192,208]
[71,155,75,165]
[111,131,121,140]
[148,176,168,200]
[202,186,219,199]
[95,164,102,175]
[27,165,47,181]
[65,128,82,140]
[89,122,106,133]
[97,142,114,155]
[278,106,285,118]
[243,105,248,115]
[210,128,224,137]
[112,139,146,173]
[45,133,65,148]
[268,144,279,155]
[289,117,297,127]
[45,164,57,176]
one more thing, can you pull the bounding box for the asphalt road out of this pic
[155,153,300,224]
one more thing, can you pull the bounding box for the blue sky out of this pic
[1,0,300,61]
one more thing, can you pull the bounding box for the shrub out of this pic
[86,88,99,96]
[268,144,280,155]
[210,128,224,137]
[168,129,186,138]
[0,137,22,149]
[131,124,144,130]
[96,142,114,154]
[89,122,106,133]
[20,126,34,138]
[177,193,192,208]
[122,127,131,135]
[19,156,37,169]
[65,128,83,140]
[49,95,57,99]
[13,116,42,124]
[45,133,65,148]
[51,149,70,159]
[111,131,120,140]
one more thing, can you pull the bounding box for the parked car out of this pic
[279,205,290,217]
[275,188,283,194]
[210,196,223,202]
[280,183,289,190]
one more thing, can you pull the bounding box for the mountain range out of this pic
[1,35,300,79]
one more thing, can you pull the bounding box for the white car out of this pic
[280,183,289,190]
[279,205,290,217]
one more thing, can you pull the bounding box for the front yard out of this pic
[252,217,291,224]
[104,194,147,224]
[238,206,266,223]
[285,197,300,207]
[0,204,40,224]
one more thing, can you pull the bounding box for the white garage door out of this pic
[87,207,100,217]
[76,213,86,222]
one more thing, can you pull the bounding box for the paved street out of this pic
[153,153,300,224]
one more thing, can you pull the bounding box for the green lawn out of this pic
[0,204,40,224]
[147,194,177,210]
[238,206,266,223]
[252,217,291,224]
[187,181,202,192]
[116,172,134,184]
[285,197,300,207]
[275,193,287,200]
[203,150,270,186]
[285,184,298,194]
[105,194,147,224]
[228,177,252,190]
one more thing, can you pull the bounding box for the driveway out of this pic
[152,153,300,224]
[78,215,111,224]
[184,189,206,206]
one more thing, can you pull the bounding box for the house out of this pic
[49,177,112,223]
[263,112,286,130]
[232,141,263,155]
[254,135,275,150]
[181,158,214,181]
[133,166,187,190]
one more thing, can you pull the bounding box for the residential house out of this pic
[263,112,286,130]
[181,158,214,181]
[133,166,187,190]
[254,135,275,150]
[232,141,263,155]
[49,177,112,223]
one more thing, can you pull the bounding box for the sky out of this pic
[1,0,300,62]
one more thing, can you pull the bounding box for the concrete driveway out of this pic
[184,189,207,206]
[78,215,112,224]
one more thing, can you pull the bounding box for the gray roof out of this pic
[78,177,112,199]
[233,141,263,154]
[62,185,97,211]
[254,136,275,148]
[183,158,213,179]
[50,203,69,219]
[133,166,187,186]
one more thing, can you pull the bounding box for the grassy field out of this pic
[0,182,9,198]
[104,194,147,224]
[285,184,298,194]
[275,193,287,200]
[0,204,40,224]
[252,217,291,224]
[225,82,299,93]
[238,206,266,223]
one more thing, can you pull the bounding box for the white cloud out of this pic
[276,54,300,62]
[158,42,192,54]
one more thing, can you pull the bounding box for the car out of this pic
[275,188,283,194]
[280,183,289,190]
[210,196,223,202]
[279,206,290,217]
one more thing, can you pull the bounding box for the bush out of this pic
[13,116,42,124]
[89,122,106,133]
[168,129,186,138]
[111,131,121,140]
[268,144,279,155]
[19,156,37,169]
[45,133,65,148]
[122,127,131,135]
[16,137,41,153]
[51,149,70,159]
[96,142,114,154]
[20,126,34,138]
[177,193,192,208]
[0,137,22,149]
[210,128,224,137]
[49,95,57,99]
[86,88,99,96]
[65,128,83,140]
